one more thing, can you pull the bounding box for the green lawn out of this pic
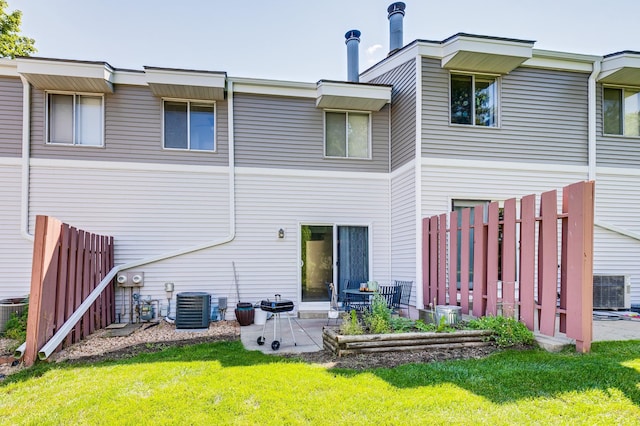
[1,340,639,425]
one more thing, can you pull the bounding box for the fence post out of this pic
[564,181,594,353]
[24,216,63,366]
[519,194,536,330]
[472,206,487,317]
[538,190,559,336]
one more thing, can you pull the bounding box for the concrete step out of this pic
[298,310,328,319]
[534,332,574,352]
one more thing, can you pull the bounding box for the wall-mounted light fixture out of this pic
[278,228,285,239]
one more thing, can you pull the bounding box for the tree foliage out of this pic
[0,0,35,58]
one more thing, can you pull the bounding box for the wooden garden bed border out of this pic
[322,327,494,356]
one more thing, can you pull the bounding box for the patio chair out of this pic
[378,285,401,313]
[327,283,342,325]
[394,280,413,317]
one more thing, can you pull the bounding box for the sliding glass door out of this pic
[300,225,369,303]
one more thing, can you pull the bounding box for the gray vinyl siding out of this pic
[0,76,23,157]
[369,59,416,171]
[233,93,390,172]
[29,85,229,165]
[421,57,589,164]
[596,83,640,168]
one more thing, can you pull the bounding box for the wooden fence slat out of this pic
[460,208,471,314]
[472,206,486,317]
[560,192,569,334]
[55,224,70,335]
[448,211,458,307]
[109,236,116,323]
[486,202,500,316]
[519,194,536,330]
[422,218,430,307]
[438,213,447,305]
[82,232,91,339]
[88,233,97,334]
[565,181,594,352]
[429,216,438,307]
[538,190,558,336]
[65,227,78,346]
[73,230,85,343]
[502,198,517,317]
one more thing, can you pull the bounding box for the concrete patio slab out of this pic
[240,314,640,355]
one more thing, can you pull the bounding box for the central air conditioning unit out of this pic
[175,292,210,329]
[593,275,631,310]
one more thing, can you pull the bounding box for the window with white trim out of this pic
[324,110,371,159]
[47,93,104,146]
[163,100,215,151]
[450,73,498,127]
[603,87,640,137]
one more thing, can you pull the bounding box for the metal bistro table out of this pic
[343,288,376,312]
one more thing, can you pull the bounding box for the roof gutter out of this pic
[588,59,601,181]
[17,80,238,361]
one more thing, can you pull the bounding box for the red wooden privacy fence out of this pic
[422,181,594,352]
[24,216,115,366]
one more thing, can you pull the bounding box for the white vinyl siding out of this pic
[0,164,35,299]
[422,58,589,165]
[369,59,417,171]
[390,165,416,295]
[47,93,104,146]
[0,77,23,157]
[233,94,389,172]
[30,86,229,165]
[594,171,640,305]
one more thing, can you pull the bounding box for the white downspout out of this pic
[588,59,601,181]
[414,57,424,310]
[20,76,33,241]
[19,81,238,360]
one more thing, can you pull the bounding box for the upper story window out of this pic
[603,87,640,137]
[47,93,104,146]
[324,110,371,159]
[163,100,215,151]
[450,73,498,127]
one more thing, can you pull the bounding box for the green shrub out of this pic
[467,315,535,347]
[389,316,413,333]
[363,293,391,334]
[339,309,363,335]
[4,305,28,342]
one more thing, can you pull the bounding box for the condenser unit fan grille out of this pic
[176,292,210,329]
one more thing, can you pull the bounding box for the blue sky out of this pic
[9,0,640,82]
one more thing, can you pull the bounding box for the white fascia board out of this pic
[441,36,533,73]
[360,44,422,82]
[0,58,18,77]
[421,156,588,174]
[230,77,317,98]
[16,58,114,81]
[599,52,640,84]
[112,70,148,86]
[235,165,389,181]
[442,36,533,59]
[315,81,391,111]
[524,49,600,73]
[30,157,228,174]
[144,67,226,89]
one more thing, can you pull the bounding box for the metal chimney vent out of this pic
[176,292,211,329]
